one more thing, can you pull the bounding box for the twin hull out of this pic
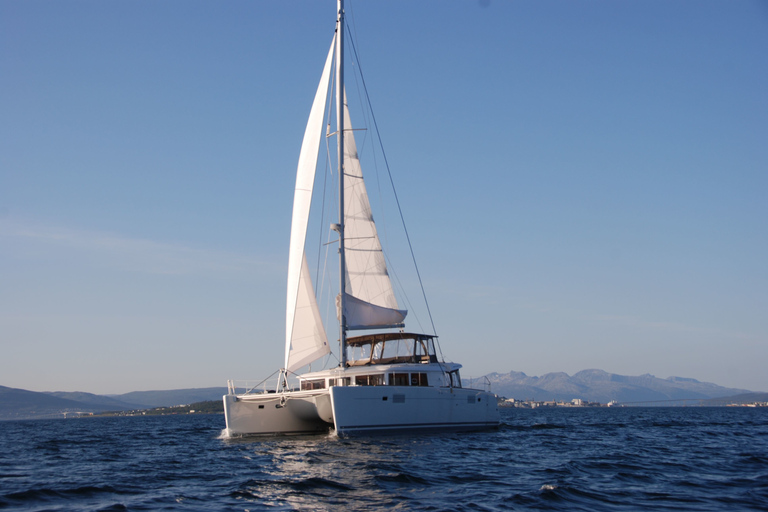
[223,386,499,436]
[223,390,331,436]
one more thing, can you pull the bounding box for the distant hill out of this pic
[45,391,148,410]
[475,369,753,403]
[108,388,228,408]
[0,385,227,420]
[0,386,127,420]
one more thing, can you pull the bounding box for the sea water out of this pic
[0,407,766,511]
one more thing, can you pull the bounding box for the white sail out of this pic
[285,38,335,372]
[338,293,407,330]
[339,97,407,329]
[287,255,330,372]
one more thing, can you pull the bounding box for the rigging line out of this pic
[342,16,396,300]
[318,104,337,334]
[314,70,337,293]
[344,12,410,317]
[381,249,426,333]
[346,21,437,337]
[243,368,281,394]
[315,139,331,299]
[316,46,342,333]
[308,52,341,348]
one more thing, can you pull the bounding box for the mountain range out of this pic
[0,386,227,420]
[1,370,763,420]
[473,369,754,403]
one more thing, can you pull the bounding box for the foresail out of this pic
[340,97,407,329]
[285,38,335,372]
[287,255,330,372]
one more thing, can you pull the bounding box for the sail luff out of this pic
[284,38,335,372]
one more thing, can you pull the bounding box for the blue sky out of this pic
[2,0,766,394]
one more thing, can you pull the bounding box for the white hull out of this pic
[330,386,498,436]
[223,383,499,437]
[223,390,332,436]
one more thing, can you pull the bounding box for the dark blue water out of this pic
[1,408,766,511]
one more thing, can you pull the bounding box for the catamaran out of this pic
[223,0,500,436]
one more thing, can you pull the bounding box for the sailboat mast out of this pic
[336,0,348,368]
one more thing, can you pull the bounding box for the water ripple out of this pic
[1,408,767,511]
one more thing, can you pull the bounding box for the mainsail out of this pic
[284,38,335,372]
[338,99,407,329]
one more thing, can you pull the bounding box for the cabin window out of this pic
[300,379,326,391]
[448,370,462,388]
[346,334,439,365]
[355,374,384,386]
[388,373,409,386]
[372,342,385,361]
[348,343,373,364]
[411,372,428,386]
[414,338,437,363]
[380,339,414,362]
